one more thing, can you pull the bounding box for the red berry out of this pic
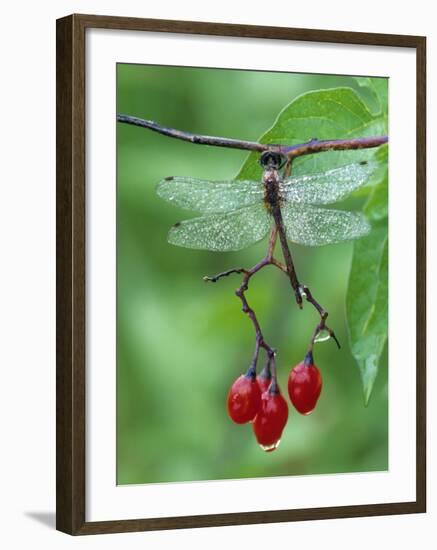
[253,382,289,451]
[227,367,261,424]
[288,352,322,415]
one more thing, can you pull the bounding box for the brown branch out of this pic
[117,114,267,152]
[117,114,387,156]
[283,136,388,159]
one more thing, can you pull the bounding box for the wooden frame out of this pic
[56,13,426,535]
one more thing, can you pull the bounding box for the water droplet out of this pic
[259,439,281,452]
[314,329,331,343]
[298,287,307,299]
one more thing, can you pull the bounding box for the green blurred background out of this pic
[116,64,388,485]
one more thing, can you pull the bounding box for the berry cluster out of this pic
[227,350,321,451]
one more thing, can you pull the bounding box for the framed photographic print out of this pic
[56,14,426,535]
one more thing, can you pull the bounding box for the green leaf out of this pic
[346,226,388,405]
[236,87,387,181]
[355,77,388,118]
[364,177,388,221]
[347,134,388,404]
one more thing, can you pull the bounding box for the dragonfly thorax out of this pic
[262,169,282,212]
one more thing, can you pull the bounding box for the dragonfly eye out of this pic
[259,151,286,170]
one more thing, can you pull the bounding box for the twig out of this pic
[300,285,341,350]
[205,228,279,372]
[283,136,388,159]
[117,114,266,152]
[203,268,247,283]
[117,114,388,156]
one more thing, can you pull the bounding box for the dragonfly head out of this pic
[259,151,287,171]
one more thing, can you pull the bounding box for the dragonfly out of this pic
[156,151,375,252]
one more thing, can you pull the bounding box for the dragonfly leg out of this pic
[276,226,303,307]
[283,156,294,178]
[270,202,303,307]
[266,226,278,259]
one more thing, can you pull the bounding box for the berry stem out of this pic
[304,350,314,366]
[300,284,341,352]
[268,355,278,388]
[205,227,279,369]
[260,356,273,380]
[203,267,248,283]
[245,364,257,379]
[250,338,261,370]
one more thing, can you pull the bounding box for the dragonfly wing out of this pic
[168,203,272,251]
[281,203,371,246]
[280,160,377,205]
[157,177,264,213]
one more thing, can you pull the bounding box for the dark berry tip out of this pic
[259,363,272,380]
[268,378,280,395]
[245,365,257,380]
[304,350,314,366]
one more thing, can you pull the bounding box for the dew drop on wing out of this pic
[167,203,271,251]
[280,160,377,206]
[156,176,264,214]
[281,203,371,247]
